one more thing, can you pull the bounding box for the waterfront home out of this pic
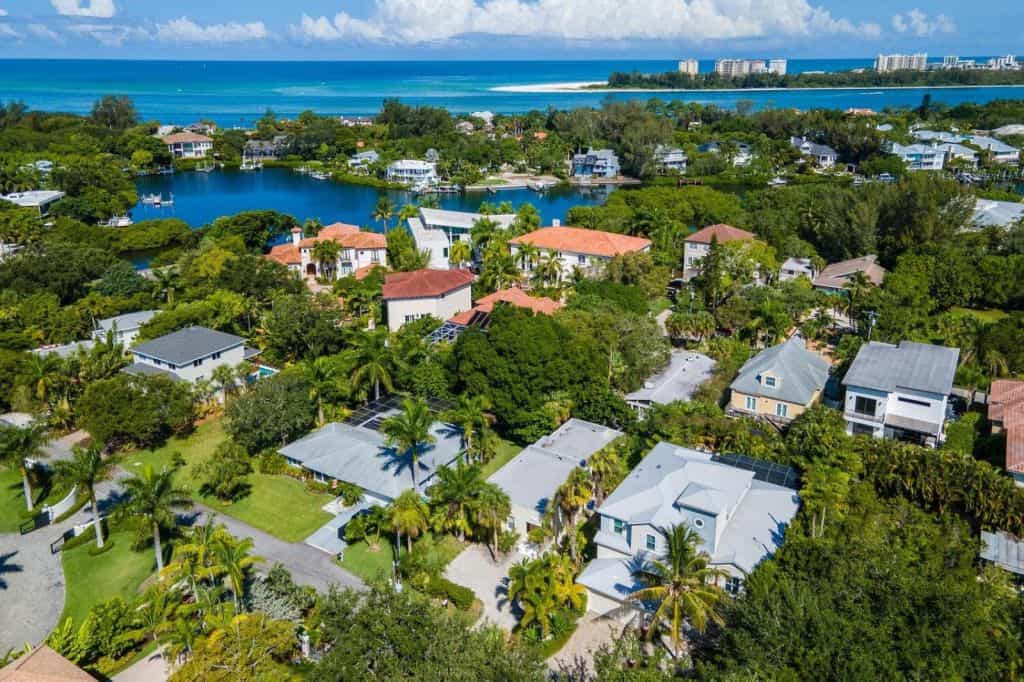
[509,224,652,282]
[987,379,1024,484]
[1,190,65,216]
[386,159,438,186]
[779,257,816,282]
[682,223,755,281]
[428,287,563,344]
[971,199,1024,229]
[790,136,838,168]
[936,142,979,167]
[280,420,462,503]
[347,150,379,170]
[244,139,285,160]
[653,145,688,172]
[161,132,213,160]
[697,141,753,166]
[842,340,959,447]
[577,442,799,615]
[488,419,622,539]
[267,223,387,280]
[382,269,474,332]
[339,116,374,127]
[92,310,158,347]
[966,135,1020,163]
[125,326,260,384]
[571,148,620,178]
[409,207,517,270]
[889,142,945,171]
[184,121,216,135]
[812,254,886,294]
[728,336,830,423]
[625,351,715,418]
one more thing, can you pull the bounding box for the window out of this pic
[577,255,586,265]
[693,518,705,529]
[211,352,221,360]
[725,576,742,595]
[646,534,656,551]
[763,375,777,387]
[851,422,875,436]
[405,314,416,323]
[613,519,626,534]
[776,403,788,418]
[193,359,203,368]
[745,396,757,411]
[897,396,930,408]
[854,396,877,416]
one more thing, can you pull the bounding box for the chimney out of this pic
[291,226,302,247]
[551,218,560,228]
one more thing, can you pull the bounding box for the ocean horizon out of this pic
[2,58,1023,125]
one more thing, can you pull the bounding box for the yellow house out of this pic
[728,336,830,422]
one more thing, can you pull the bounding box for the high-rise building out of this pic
[874,53,928,72]
[714,59,767,77]
[677,59,699,76]
[768,59,788,75]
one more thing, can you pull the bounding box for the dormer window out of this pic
[763,375,777,388]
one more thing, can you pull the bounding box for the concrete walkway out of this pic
[113,648,169,682]
[444,544,521,630]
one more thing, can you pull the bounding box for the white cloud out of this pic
[295,0,881,44]
[156,16,269,43]
[891,9,955,37]
[51,0,116,19]
[0,23,20,38]
[66,23,146,46]
[0,9,8,17]
[27,23,62,41]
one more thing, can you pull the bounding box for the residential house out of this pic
[812,254,886,294]
[409,207,516,270]
[728,336,830,422]
[386,159,437,186]
[577,442,799,615]
[971,199,1024,229]
[571,148,620,178]
[625,351,715,418]
[790,136,838,168]
[842,340,959,447]
[967,135,1020,164]
[161,132,213,160]
[509,225,652,282]
[890,142,945,170]
[428,287,563,343]
[339,116,374,127]
[488,419,622,538]
[347,150,379,170]
[936,142,979,168]
[267,223,387,279]
[1,190,65,216]
[988,379,1024,484]
[980,531,1024,575]
[455,120,476,135]
[125,326,260,384]
[682,223,756,281]
[92,310,158,347]
[779,257,816,282]
[653,145,687,172]
[184,121,216,135]
[697,141,753,166]
[244,139,284,160]
[0,644,96,681]
[382,269,474,332]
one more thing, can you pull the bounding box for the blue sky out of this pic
[0,0,1017,60]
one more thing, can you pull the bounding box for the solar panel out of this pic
[343,394,454,428]
[426,321,468,345]
[711,453,800,489]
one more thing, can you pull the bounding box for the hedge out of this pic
[425,577,475,611]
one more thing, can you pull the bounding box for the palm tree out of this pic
[373,197,396,231]
[555,468,593,563]
[984,348,1010,379]
[532,251,562,288]
[628,524,728,657]
[212,535,262,609]
[427,461,484,541]
[515,243,540,272]
[473,482,511,558]
[211,364,241,405]
[380,398,436,491]
[588,448,625,506]
[24,353,60,405]
[152,267,181,306]
[388,489,429,553]
[443,394,493,461]
[304,356,342,425]
[0,422,49,511]
[54,445,113,548]
[448,240,472,269]
[310,239,342,280]
[120,465,193,572]
[347,329,397,402]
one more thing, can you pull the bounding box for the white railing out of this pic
[42,485,78,522]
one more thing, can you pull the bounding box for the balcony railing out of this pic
[845,409,884,424]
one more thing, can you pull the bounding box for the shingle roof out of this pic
[131,326,245,366]
[730,336,830,405]
[842,341,959,395]
[509,227,651,258]
[382,269,474,300]
[812,254,886,290]
[0,645,95,681]
[298,223,386,249]
[684,224,755,244]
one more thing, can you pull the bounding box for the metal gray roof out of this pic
[972,199,1024,228]
[121,362,182,381]
[95,310,158,335]
[131,326,245,366]
[730,336,829,405]
[843,341,959,395]
[625,351,715,406]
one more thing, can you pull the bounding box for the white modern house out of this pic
[509,224,652,282]
[790,137,838,168]
[382,269,474,332]
[386,159,437,186]
[125,326,260,384]
[889,142,945,171]
[267,223,387,279]
[577,442,800,616]
[347,150,379,170]
[1,190,66,216]
[488,419,622,539]
[161,132,213,160]
[653,145,688,172]
[842,340,959,447]
[571,149,620,178]
[92,310,158,347]
[407,207,517,270]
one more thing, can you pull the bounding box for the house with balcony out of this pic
[509,224,652,282]
[347,150,379,171]
[790,136,838,168]
[125,326,260,385]
[161,132,213,159]
[571,148,620,178]
[577,442,799,616]
[728,336,830,423]
[889,142,945,170]
[385,159,437,186]
[653,145,687,172]
[842,341,959,447]
[408,207,517,270]
[382,269,474,332]
[682,223,756,281]
[266,223,387,279]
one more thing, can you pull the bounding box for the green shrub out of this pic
[425,577,475,611]
[258,451,287,475]
[87,540,115,556]
[61,523,106,552]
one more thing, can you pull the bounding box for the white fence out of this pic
[42,485,78,523]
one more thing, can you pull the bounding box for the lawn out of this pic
[60,530,156,626]
[479,439,523,480]
[122,419,334,543]
[950,307,1009,325]
[0,467,62,533]
[340,533,467,584]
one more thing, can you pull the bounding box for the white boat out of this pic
[100,215,133,228]
[195,162,215,173]
[240,157,263,171]
[310,171,331,181]
[140,192,162,205]
[158,193,174,207]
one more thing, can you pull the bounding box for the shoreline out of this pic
[491,81,1024,94]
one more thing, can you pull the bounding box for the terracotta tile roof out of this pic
[0,645,95,681]
[383,269,474,300]
[160,132,212,144]
[509,227,651,258]
[684,223,756,244]
[266,243,300,266]
[353,264,383,280]
[989,379,1024,474]
[299,223,386,249]
[449,287,562,324]
[812,255,887,290]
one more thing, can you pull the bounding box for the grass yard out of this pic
[122,419,334,543]
[479,439,523,480]
[0,467,62,533]
[340,533,467,584]
[950,307,1009,325]
[60,530,156,626]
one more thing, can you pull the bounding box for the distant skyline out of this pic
[0,1,1018,61]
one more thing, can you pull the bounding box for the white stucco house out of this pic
[267,223,387,279]
[124,326,260,384]
[508,224,652,282]
[407,207,516,270]
[161,132,213,160]
[92,310,159,348]
[382,269,474,332]
[386,159,437,186]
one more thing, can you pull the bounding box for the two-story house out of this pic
[728,336,830,423]
[842,340,959,447]
[653,145,688,173]
[682,223,756,281]
[509,225,652,282]
[790,136,838,168]
[267,223,387,279]
[812,254,886,294]
[161,132,213,160]
[571,149,620,178]
[577,442,799,616]
[889,142,945,171]
[408,207,516,270]
[779,257,816,282]
[382,269,474,332]
[385,159,437,186]
[92,310,158,348]
[125,326,260,384]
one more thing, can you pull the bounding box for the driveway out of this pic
[548,613,627,673]
[444,544,521,630]
[41,430,91,466]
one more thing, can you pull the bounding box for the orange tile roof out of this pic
[299,223,386,249]
[266,243,300,266]
[509,227,651,258]
[989,379,1024,474]
[449,288,562,324]
[684,223,755,244]
[354,264,383,280]
[382,269,474,300]
[161,132,212,144]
